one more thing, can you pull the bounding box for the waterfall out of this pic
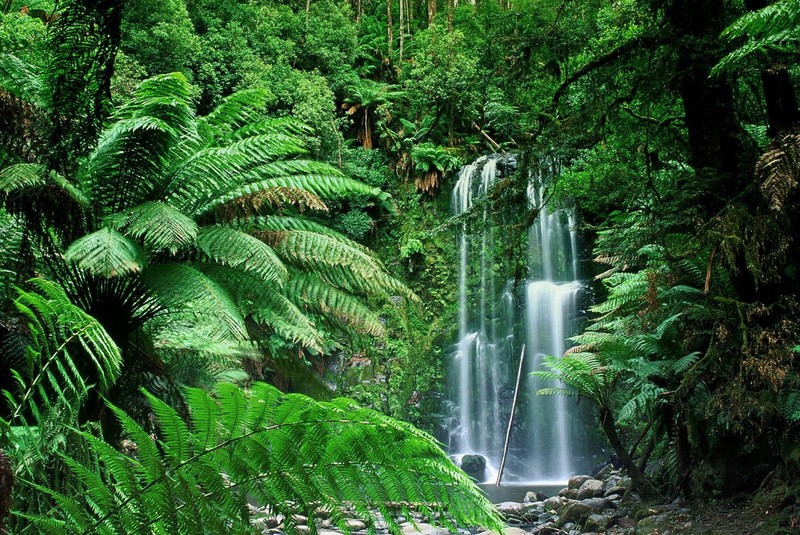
[447,154,585,483]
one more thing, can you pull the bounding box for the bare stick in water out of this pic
[496,344,525,486]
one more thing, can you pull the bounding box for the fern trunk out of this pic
[0,449,11,534]
[599,408,661,501]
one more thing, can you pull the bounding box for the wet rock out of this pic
[583,513,610,532]
[576,478,604,500]
[495,501,524,515]
[568,475,593,490]
[558,501,593,525]
[543,496,566,511]
[592,463,615,480]
[604,486,626,498]
[345,519,366,531]
[460,454,487,482]
[401,522,449,535]
[477,527,528,535]
[524,491,548,503]
[582,497,613,511]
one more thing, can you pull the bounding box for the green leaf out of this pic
[65,228,147,278]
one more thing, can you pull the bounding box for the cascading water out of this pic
[447,154,586,483]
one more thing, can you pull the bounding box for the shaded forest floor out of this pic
[632,495,799,534]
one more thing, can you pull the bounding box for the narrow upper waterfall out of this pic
[447,154,586,483]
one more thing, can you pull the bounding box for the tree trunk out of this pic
[663,0,758,205]
[387,0,394,55]
[399,0,404,63]
[427,0,436,24]
[600,408,661,500]
[0,449,11,534]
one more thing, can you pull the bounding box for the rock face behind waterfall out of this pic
[446,154,589,482]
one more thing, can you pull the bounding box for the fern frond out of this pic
[757,131,800,211]
[0,163,88,207]
[270,231,414,300]
[284,273,386,337]
[196,226,288,285]
[196,163,395,217]
[781,391,800,421]
[23,382,504,534]
[0,53,44,106]
[249,287,325,353]
[65,228,146,278]
[214,187,329,221]
[714,0,800,73]
[107,201,199,254]
[5,278,121,427]
[141,264,248,342]
[82,115,180,212]
[198,88,272,141]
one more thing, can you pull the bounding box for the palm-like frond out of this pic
[0,53,44,106]
[3,278,121,427]
[196,226,287,285]
[197,264,324,353]
[20,382,504,534]
[271,230,414,300]
[0,163,88,206]
[141,264,248,342]
[758,131,800,211]
[65,228,146,278]
[284,273,386,337]
[107,201,199,254]
[714,0,800,74]
[196,161,394,217]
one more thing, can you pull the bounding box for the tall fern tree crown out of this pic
[2,72,412,372]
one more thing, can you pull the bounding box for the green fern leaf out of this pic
[65,228,146,278]
[196,226,288,285]
[141,264,248,342]
[107,201,199,254]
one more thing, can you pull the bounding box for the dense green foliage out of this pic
[2,0,800,530]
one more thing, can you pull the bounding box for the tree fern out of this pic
[272,230,415,300]
[196,226,288,285]
[65,228,147,278]
[714,0,800,74]
[284,272,386,337]
[106,201,199,254]
[141,264,248,342]
[3,279,122,426]
[18,382,504,534]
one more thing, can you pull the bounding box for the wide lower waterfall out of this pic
[446,154,586,483]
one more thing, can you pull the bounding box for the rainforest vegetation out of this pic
[0,0,799,532]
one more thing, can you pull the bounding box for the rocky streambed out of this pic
[250,465,716,535]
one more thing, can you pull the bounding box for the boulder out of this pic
[581,498,613,511]
[558,501,593,525]
[604,485,626,498]
[543,496,566,511]
[568,475,593,490]
[401,522,449,535]
[583,513,610,532]
[460,454,487,482]
[495,501,524,515]
[345,519,366,531]
[477,528,528,535]
[576,479,604,500]
[524,491,548,503]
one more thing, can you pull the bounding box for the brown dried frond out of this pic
[251,230,289,248]
[414,171,439,193]
[758,130,800,211]
[216,187,328,221]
